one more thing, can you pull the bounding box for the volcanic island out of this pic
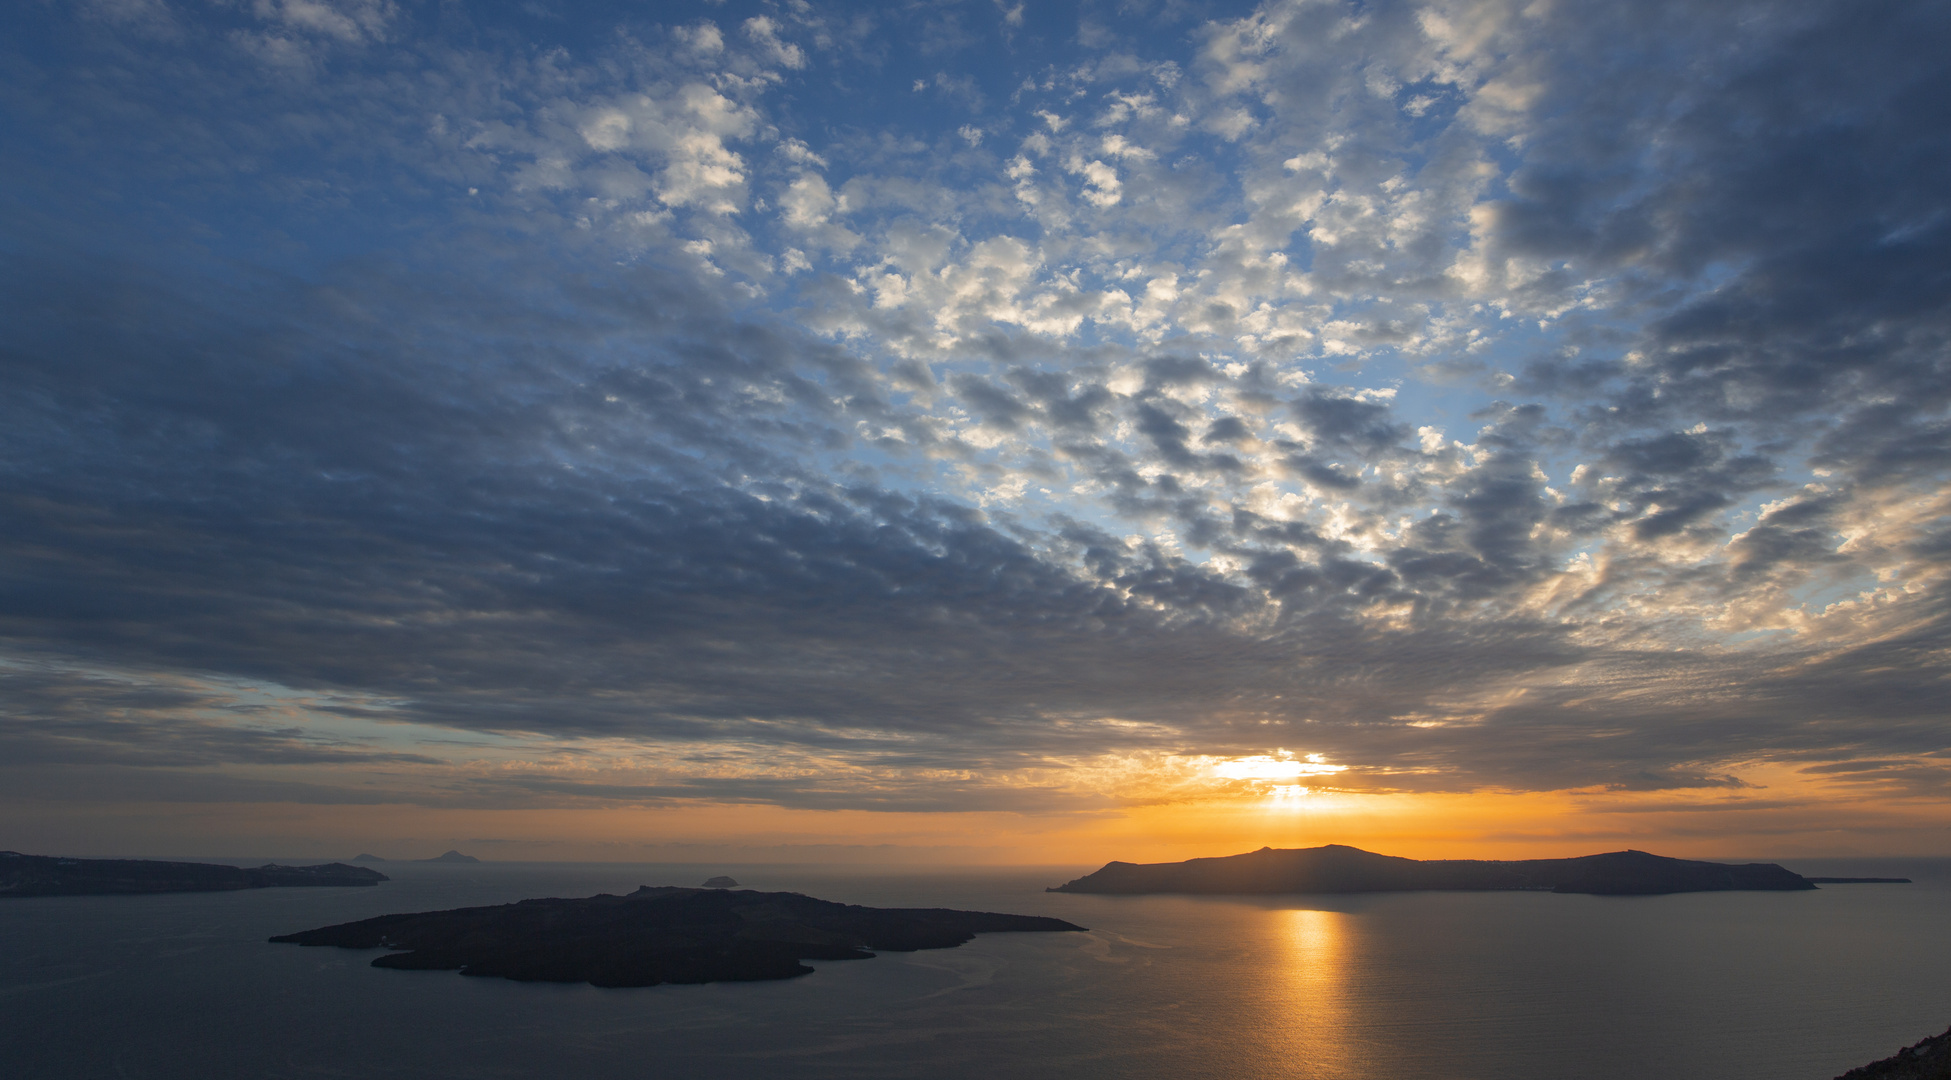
[1049,844,1838,895]
[1,851,387,897]
[272,885,1085,987]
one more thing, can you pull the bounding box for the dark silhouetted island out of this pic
[1,851,387,897]
[701,875,739,888]
[1050,845,1818,896]
[272,886,1085,987]
[415,850,480,863]
[1835,1023,1951,1079]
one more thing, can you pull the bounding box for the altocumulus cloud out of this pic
[1,0,1948,814]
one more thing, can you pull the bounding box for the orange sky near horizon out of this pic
[10,759,1946,866]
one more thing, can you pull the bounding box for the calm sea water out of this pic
[3,858,1948,1079]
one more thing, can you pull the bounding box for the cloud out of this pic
[742,15,806,71]
[3,0,1950,825]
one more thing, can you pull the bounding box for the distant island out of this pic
[1,851,387,897]
[272,886,1085,987]
[348,851,484,864]
[1836,1023,1951,1079]
[701,875,739,888]
[1050,845,1819,896]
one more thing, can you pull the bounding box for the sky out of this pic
[3,0,1949,865]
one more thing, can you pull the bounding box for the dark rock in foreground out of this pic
[1050,845,1817,896]
[272,886,1085,987]
[1836,1024,1951,1079]
[0,851,387,897]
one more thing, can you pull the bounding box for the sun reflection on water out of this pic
[1264,907,1358,1078]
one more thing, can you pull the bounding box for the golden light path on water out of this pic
[1261,907,1358,1079]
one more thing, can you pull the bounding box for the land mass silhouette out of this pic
[0,851,387,896]
[1050,845,1817,895]
[1835,1023,1951,1079]
[272,886,1086,987]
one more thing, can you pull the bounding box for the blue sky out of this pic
[3,0,1949,858]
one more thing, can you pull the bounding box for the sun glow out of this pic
[1211,751,1348,782]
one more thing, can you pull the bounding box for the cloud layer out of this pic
[3,0,1949,826]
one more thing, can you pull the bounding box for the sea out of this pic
[3,857,1948,1079]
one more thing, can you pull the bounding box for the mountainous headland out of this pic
[272,886,1085,988]
[1050,845,1819,896]
[1,851,387,897]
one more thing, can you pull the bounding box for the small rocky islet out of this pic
[271,885,1086,987]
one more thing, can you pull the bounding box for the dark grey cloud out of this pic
[0,666,442,768]
[0,765,419,806]
[1491,2,1951,461]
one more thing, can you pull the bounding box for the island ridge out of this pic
[1050,845,1818,895]
[1,851,387,896]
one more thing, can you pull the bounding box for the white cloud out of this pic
[1072,158,1122,207]
[780,173,836,227]
[742,15,806,70]
[251,0,396,43]
[777,138,827,167]
[675,21,724,55]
